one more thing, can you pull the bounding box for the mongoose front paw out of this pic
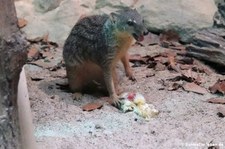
[111,96,122,108]
[72,92,83,100]
[129,75,137,82]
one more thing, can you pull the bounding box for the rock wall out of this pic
[15,0,217,46]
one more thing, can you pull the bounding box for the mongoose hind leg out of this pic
[66,65,84,93]
[121,53,136,81]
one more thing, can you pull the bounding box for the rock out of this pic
[185,28,225,67]
[15,0,90,46]
[15,0,217,45]
[95,0,217,42]
[33,0,63,12]
[213,0,225,28]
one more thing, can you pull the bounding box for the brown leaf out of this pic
[193,60,213,75]
[181,69,200,83]
[207,98,225,104]
[180,64,192,70]
[217,106,225,118]
[160,30,180,42]
[168,54,180,72]
[27,47,40,60]
[129,54,151,64]
[18,18,28,28]
[169,45,186,51]
[154,56,168,64]
[82,102,103,111]
[146,72,155,78]
[168,82,181,91]
[42,33,49,43]
[183,82,208,95]
[176,56,194,65]
[209,79,225,95]
[155,62,166,71]
[138,32,160,46]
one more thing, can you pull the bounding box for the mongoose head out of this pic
[110,8,148,41]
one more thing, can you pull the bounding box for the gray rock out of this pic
[33,0,63,12]
[15,0,218,45]
[214,0,225,28]
[95,0,218,42]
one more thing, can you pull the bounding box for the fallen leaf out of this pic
[181,69,200,83]
[193,60,212,75]
[217,106,225,118]
[146,72,155,78]
[209,79,225,95]
[27,47,40,60]
[180,64,192,70]
[18,18,28,28]
[147,61,157,68]
[27,37,43,43]
[159,30,180,48]
[207,98,225,104]
[138,32,160,46]
[168,54,180,72]
[169,45,186,51]
[82,102,103,111]
[42,33,49,43]
[183,82,208,95]
[168,82,181,91]
[155,62,166,71]
[176,56,194,65]
[129,54,152,64]
[154,56,168,64]
[159,30,180,42]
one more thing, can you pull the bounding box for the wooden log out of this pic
[185,28,225,67]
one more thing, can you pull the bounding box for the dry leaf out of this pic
[209,79,225,95]
[168,54,180,72]
[181,69,200,83]
[129,54,151,64]
[42,33,49,43]
[169,45,186,51]
[138,32,160,46]
[160,30,180,48]
[28,47,40,60]
[82,102,103,111]
[180,64,192,70]
[146,72,155,78]
[18,18,28,28]
[155,62,166,71]
[207,98,225,104]
[217,106,225,118]
[154,56,168,64]
[183,82,208,95]
[168,83,181,91]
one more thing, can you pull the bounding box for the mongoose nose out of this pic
[143,30,149,36]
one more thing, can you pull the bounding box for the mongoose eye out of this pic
[127,19,136,26]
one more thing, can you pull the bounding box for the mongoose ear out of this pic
[133,8,138,12]
[110,12,119,23]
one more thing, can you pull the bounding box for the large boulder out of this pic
[15,0,93,46]
[95,0,217,42]
[214,0,225,28]
[15,0,217,46]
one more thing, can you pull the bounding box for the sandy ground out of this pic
[26,45,225,149]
